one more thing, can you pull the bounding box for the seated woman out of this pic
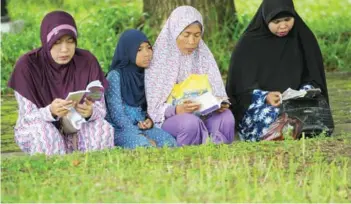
[7,11,114,155]
[105,29,177,149]
[145,6,235,146]
[225,0,332,141]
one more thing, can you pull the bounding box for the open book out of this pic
[281,88,321,101]
[65,80,104,104]
[62,80,104,131]
[189,92,230,116]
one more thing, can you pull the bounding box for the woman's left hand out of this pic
[217,103,230,113]
[76,99,94,118]
[138,118,153,130]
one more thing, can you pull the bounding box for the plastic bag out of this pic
[166,74,212,106]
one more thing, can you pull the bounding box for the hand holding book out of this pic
[60,80,104,132]
[281,88,321,101]
[175,92,230,116]
[65,80,104,107]
[218,101,230,113]
[50,98,76,118]
[75,99,93,118]
[266,91,282,107]
[190,92,230,115]
[176,100,201,114]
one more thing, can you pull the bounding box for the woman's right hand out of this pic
[50,99,75,118]
[176,100,201,115]
[266,92,282,107]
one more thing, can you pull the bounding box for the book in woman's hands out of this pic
[65,80,104,103]
[61,80,104,132]
[189,92,230,115]
[281,88,321,101]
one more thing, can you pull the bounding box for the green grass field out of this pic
[1,72,351,202]
[1,0,351,202]
[1,136,351,202]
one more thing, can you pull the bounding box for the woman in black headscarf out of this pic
[226,0,330,141]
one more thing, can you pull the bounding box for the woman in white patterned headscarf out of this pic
[145,6,235,146]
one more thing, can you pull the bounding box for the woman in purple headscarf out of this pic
[7,11,114,155]
[145,6,235,146]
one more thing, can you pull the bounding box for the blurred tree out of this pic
[1,0,10,22]
[142,0,237,39]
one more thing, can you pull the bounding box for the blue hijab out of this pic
[109,29,149,109]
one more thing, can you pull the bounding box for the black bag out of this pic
[280,95,334,137]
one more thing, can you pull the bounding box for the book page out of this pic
[282,88,306,101]
[64,80,104,107]
[191,92,222,115]
[86,80,103,90]
[307,88,321,92]
[65,90,87,103]
[85,80,104,101]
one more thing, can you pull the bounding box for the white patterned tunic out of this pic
[13,91,114,155]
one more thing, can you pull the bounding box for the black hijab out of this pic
[109,29,149,110]
[226,0,329,124]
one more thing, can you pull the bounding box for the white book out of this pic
[65,80,104,103]
[62,80,104,131]
[281,87,321,101]
[190,92,229,115]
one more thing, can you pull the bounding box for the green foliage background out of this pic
[1,0,350,94]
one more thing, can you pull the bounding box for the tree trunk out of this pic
[142,0,237,40]
[1,0,10,22]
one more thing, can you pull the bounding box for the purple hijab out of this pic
[8,11,108,108]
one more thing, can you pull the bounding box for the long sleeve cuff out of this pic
[40,104,59,122]
[164,106,176,119]
[87,105,99,122]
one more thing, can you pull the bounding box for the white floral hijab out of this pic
[145,5,227,125]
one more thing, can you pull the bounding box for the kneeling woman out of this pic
[105,29,177,149]
[8,11,114,155]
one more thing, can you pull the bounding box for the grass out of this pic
[326,72,351,124]
[1,136,351,202]
[1,72,351,202]
[1,97,19,152]
[1,0,351,202]
[2,73,350,153]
